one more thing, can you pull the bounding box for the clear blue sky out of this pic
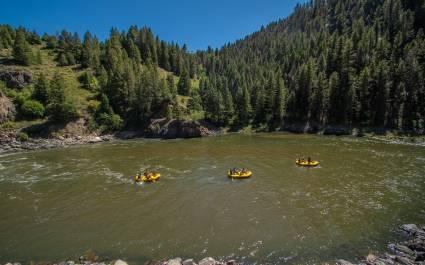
[2,0,306,51]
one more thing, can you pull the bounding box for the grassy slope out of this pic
[0,44,202,131]
[0,45,95,133]
[0,45,94,112]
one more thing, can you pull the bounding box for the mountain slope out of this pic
[198,0,425,132]
[1,0,425,137]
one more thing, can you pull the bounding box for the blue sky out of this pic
[2,0,306,51]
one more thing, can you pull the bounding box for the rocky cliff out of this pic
[146,118,214,139]
[0,91,16,123]
[0,70,32,89]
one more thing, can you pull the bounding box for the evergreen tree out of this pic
[177,69,191,96]
[166,74,177,97]
[81,31,101,68]
[47,73,79,122]
[235,82,252,125]
[33,73,50,105]
[13,30,34,65]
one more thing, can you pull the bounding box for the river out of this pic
[1,133,424,264]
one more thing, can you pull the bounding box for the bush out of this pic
[97,113,123,132]
[80,72,100,92]
[16,132,29,142]
[20,100,45,119]
[47,102,80,123]
[13,93,27,107]
[87,100,100,114]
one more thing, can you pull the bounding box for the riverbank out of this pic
[3,224,424,265]
[0,129,114,153]
[1,126,425,154]
[0,118,220,154]
[337,224,425,265]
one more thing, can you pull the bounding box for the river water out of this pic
[1,133,425,264]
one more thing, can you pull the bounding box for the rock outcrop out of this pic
[146,118,211,139]
[337,224,425,265]
[0,70,33,89]
[0,91,16,122]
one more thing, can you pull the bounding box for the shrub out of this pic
[13,93,27,107]
[16,132,29,142]
[47,101,80,123]
[87,100,100,114]
[80,72,100,92]
[97,113,123,132]
[20,100,45,119]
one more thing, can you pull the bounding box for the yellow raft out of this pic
[295,160,320,167]
[134,173,161,183]
[228,170,252,179]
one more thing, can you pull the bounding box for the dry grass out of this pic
[0,46,95,113]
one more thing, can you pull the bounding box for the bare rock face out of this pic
[0,91,16,122]
[146,118,204,139]
[0,70,33,89]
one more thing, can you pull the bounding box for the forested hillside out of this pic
[198,0,425,132]
[1,0,425,135]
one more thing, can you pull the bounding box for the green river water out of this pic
[1,133,425,264]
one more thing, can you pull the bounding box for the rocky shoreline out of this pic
[2,224,424,265]
[1,256,237,265]
[0,118,221,154]
[337,224,425,265]
[0,129,115,154]
[1,119,424,154]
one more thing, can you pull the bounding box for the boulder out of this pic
[0,70,32,89]
[198,258,216,265]
[372,259,389,265]
[407,239,425,252]
[146,119,203,139]
[182,259,197,265]
[395,255,415,265]
[167,258,182,265]
[336,260,355,265]
[401,224,425,237]
[114,260,128,265]
[417,252,425,262]
[115,130,141,139]
[88,136,103,143]
[0,91,16,122]
[389,243,415,258]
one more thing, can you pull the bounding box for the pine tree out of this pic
[235,82,252,125]
[177,69,191,96]
[13,30,34,65]
[0,25,13,48]
[47,73,79,122]
[166,74,177,97]
[33,73,50,105]
[272,76,286,127]
[81,31,100,68]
